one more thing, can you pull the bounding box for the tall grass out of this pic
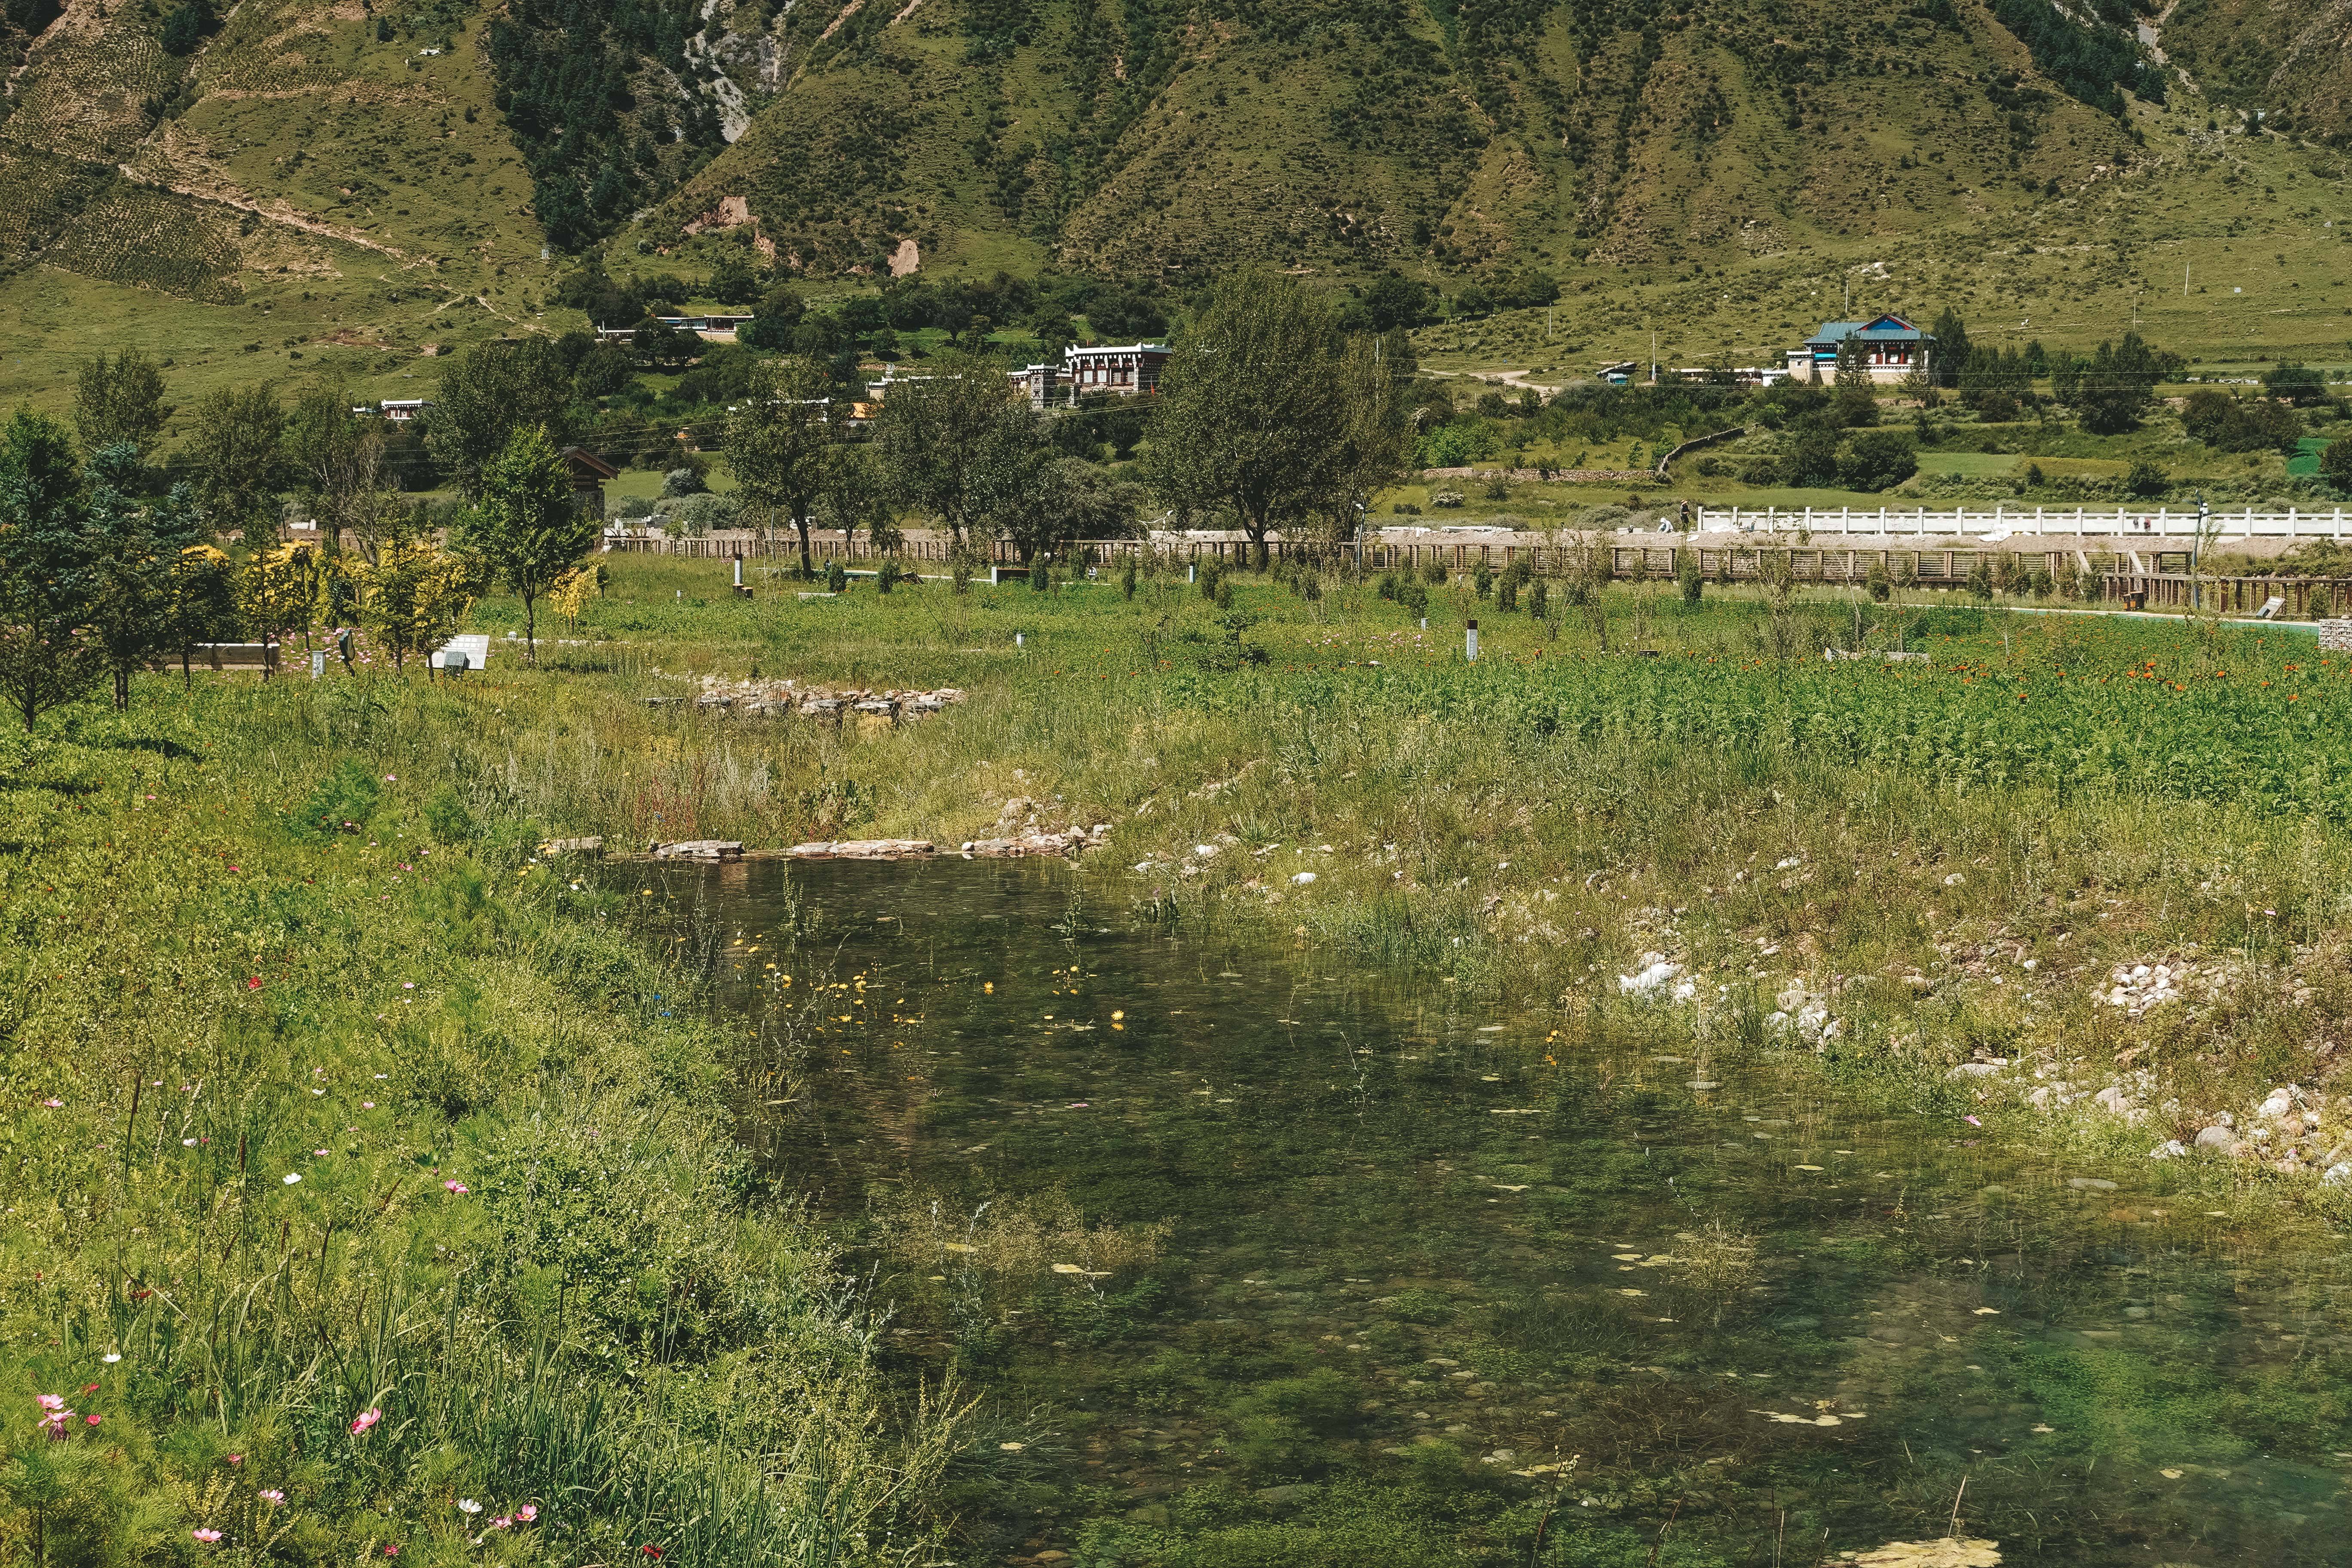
[0,689,962,1561]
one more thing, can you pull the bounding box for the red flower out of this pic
[642,1548,663,1560]
[245,978,263,991]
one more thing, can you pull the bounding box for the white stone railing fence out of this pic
[1699,504,2349,539]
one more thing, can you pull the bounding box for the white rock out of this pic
[1194,843,1219,858]
[1291,871,1317,885]
[2260,1091,2294,1121]
[1944,873,1966,886]
[2325,1164,2352,1186]
[1618,960,1680,998]
[2150,1140,2187,1160]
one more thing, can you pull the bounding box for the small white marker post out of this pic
[732,554,743,591]
[1015,632,1024,647]
[310,650,325,680]
[1465,619,1479,662]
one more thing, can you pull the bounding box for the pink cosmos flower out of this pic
[35,1395,62,1412]
[259,1489,285,1505]
[246,978,263,991]
[39,1098,61,1108]
[349,1408,381,1436]
[226,1455,241,1466]
[515,1504,538,1523]
[385,1546,400,1558]
[84,1415,100,1427]
[192,1529,223,1544]
[443,1180,469,1195]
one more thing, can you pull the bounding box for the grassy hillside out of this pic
[0,0,557,416]
[0,0,2349,417]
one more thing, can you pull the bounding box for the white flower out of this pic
[458,1499,482,1515]
[282,1173,301,1185]
[101,1353,120,1363]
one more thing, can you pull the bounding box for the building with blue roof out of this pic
[1784,313,1935,386]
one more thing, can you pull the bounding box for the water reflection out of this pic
[664,858,2352,1566]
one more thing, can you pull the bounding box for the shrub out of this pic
[1966,559,1994,601]
[1837,430,1917,492]
[1396,577,1429,616]
[1528,577,1548,620]
[1473,560,1493,599]
[290,758,380,839]
[1421,559,1447,585]
[1677,548,1702,606]
[661,466,707,497]
[825,558,847,593]
[1029,555,1050,592]
[2125,459,2169,497]
[423,784,479,843]
[1429,489,1465,509]
[1120,556,1139,600]
[1865,556,1892,602]
[877,559,902,594]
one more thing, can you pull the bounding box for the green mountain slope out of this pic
[0,0,2346,416]
[643,0,2166,278]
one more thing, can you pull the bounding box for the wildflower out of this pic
[192,1529,223,1544]
[349,1408,381,1436]
[246,978,262,991]
[85,1414,100,1426]
[80,1383,97,1394]
[642,1547,663,1559]
[283,1173,301,1185]
[515,1504,538,1523]
[362,1102,375,1109]
[443,1180,469,1195]
[39,1098,61,1108]
[101,1354,119,1363]
[226,1454,241,1465]
[458,1499,482,1516]
[383,775,397,782]
[259,1489,284,1505]
[385,1547,400,1557]
[314,1149,330,1157]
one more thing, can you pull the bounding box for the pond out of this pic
[666,857,2352,1567]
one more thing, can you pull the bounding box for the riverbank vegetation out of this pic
[0,680,961,1560]
[9,542,2352,1557]
[437,554,2352,1207]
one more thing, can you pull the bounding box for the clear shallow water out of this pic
[666,858,2352,1566]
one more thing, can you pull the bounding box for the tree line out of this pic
[727,273,1411,574]
[0,352,608,732]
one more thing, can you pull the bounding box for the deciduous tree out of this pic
[875,355,1039,545]
[724,356,838,577]
[1143,275,1344,558]
[185,381,285,541]
[84,443,209,709]
[427,341,581,497]
[454,425,597,663]
[73,350,174,464]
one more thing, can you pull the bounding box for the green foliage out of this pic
[427,341,584,498]
[454,424,599,660]
[2052,332,2171,434]
[184,380,285,537]
[72,348,172,462]
[2183,389,2303,453]
[1144,276,1405,548]
[1989,0,2164,114]
[0,408,104,731]
[1837,429,1918,491]
[289,755,383,838]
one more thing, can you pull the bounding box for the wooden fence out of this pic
[600,530,2352,615]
